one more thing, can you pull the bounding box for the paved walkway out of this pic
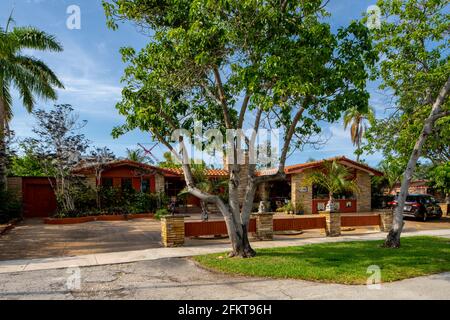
[2,228,450,274]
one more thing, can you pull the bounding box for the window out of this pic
[121,178,133,191]
[101,178,113,188]
[141,179,150,193]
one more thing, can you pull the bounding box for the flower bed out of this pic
[43,213,155,225]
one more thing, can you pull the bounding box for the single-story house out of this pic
[7,156,383,217]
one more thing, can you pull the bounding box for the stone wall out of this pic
[291,170,313,215]
[252,213,274,240]
[6,177,22,199]
[155,173,165,193]
[161,216,185,247]
[356,171,371,212]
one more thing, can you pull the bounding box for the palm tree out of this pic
[307,160,360,212]
[343,106,375,162]
[0,14,64,190]
[126,148,148,163]
[377,159,404,195]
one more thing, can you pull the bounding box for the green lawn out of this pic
[193,236,450,285]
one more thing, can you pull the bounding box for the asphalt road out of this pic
[1,257,449,300]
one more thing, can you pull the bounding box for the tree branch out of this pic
[213,67,233,129]
[238,93,250,129]
[254,97,310,184]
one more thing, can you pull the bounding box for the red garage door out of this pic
[23,178,57,218]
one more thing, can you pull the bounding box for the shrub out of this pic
[0,190,22,223]
[155,208,169,220]
[99,187,168,215]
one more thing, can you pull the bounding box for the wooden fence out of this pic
[185,219,256,237]
[184,214,381,237]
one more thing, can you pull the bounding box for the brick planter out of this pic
[251,212,274,241]
[319,211,341,237]
[161,215,185,247]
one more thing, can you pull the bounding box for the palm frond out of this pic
[307,160,360,197]
[11,27,63,52]
[14,55,64,89]
[5,9,15,32]
[1,80,13,122]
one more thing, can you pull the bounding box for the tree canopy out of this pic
[103,0,376,257]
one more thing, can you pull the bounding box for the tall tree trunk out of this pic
[225,162,256,258]
[0,97,7,191]
[385,76,450,248]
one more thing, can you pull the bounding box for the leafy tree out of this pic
[0,14,64,190]
[428,162,450,203]
[306,160,360,212]
[367,0,450,248]
[24,104,89,214]
[158,152,182,169]
[343,106,375,162]
[374,157,406,195]
[8,149,47,177]
[103,0,376,257]
[85,147,116,211]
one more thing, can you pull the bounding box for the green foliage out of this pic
[131,191,169,214]
[98,187,168,215]
[0,18,64,117]
[275,200,304,214]
[8,149,47,177]
[363,0,449,165]
[158,152,181,169]
[52,179,169,217]
[0,17,64,189]
[126,148,148,163]
[372,157,406,194]
[0,189,22,222]
[429,162,450,195]
[343,106,375,161]
[103,0,376,154]
[155,208,169,220]
[307,160,360,199]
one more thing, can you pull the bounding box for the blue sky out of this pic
[1,0,389,167]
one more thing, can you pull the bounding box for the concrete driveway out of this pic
[1,215,449,262]
[1,257,449,300]
[0,218,162,261]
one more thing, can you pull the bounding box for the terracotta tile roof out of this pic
[257,156,383,177]
[72,156,382,178]
[163,168,229,177]
[71,159,178,176]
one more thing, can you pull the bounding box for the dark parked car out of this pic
[388,194,443,221]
